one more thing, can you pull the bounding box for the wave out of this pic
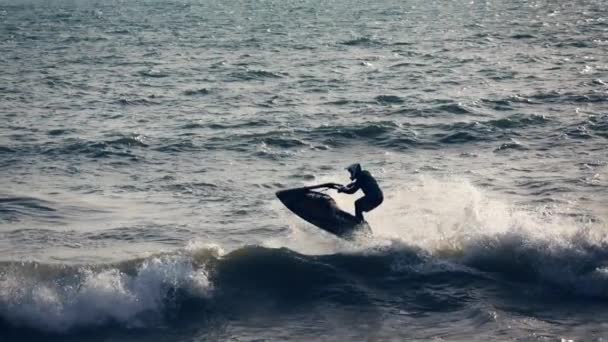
[567,114,608,139]
[389,101,478,117]
[375,95,404,104]
[0,193,112,228]
[0,197,60,223]
[0,147,16,159]
[47,128,74,136]
[428,113,550,145]
[588,114,608,137]
[494,140,528,152]
[485,113,549,129]
[154,140,200,153]
[3,196,608,334]
[137,69,170,78]
[510,33,536,39]
[0,134,149,160]
[0,132,235,165]
[228,69,285,81]
[369,176,608,295]
[41,136,146,159]
[0,241,462,333]
[182,88,210,96]
[339,37,385,47]
[305,122,412,149]
[261,137,308,148]
[179,119,272,131]
[439,131,481,144]
[435,103,474,115]
[0,111,576,164]
[0,249,214,333]
[509,91,608,105]
[116,98,159,106]
[185,115,552,154]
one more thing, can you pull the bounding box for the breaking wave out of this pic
[4,175,608,334]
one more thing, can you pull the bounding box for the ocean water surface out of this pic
[1,0,607,340]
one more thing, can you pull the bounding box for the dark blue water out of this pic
[1,0,607,340]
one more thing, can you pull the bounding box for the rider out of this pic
[337,163,383,223]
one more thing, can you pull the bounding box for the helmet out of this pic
[346,163,361,180]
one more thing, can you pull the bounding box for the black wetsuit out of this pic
[340,170,383,222]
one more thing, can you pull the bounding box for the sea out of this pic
[1,0,607,340]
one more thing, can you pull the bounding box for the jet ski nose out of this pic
[275,189,287,201]
[275,188,302,205]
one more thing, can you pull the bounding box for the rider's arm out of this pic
[339,181,360,194]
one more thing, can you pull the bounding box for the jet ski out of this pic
[276,183,371,238]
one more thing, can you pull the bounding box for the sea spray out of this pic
[0,252,213,332]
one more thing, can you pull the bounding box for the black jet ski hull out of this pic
[276,186,371,238]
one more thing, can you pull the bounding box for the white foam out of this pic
[273,173,608,295]
[373,176,608,295]
[344,175,603,250]
[0,252,213,332]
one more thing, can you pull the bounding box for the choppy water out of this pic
[1,0,607,340]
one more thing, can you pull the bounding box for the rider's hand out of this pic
[337,186,345,193]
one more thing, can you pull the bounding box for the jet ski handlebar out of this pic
[301,183,342,191]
